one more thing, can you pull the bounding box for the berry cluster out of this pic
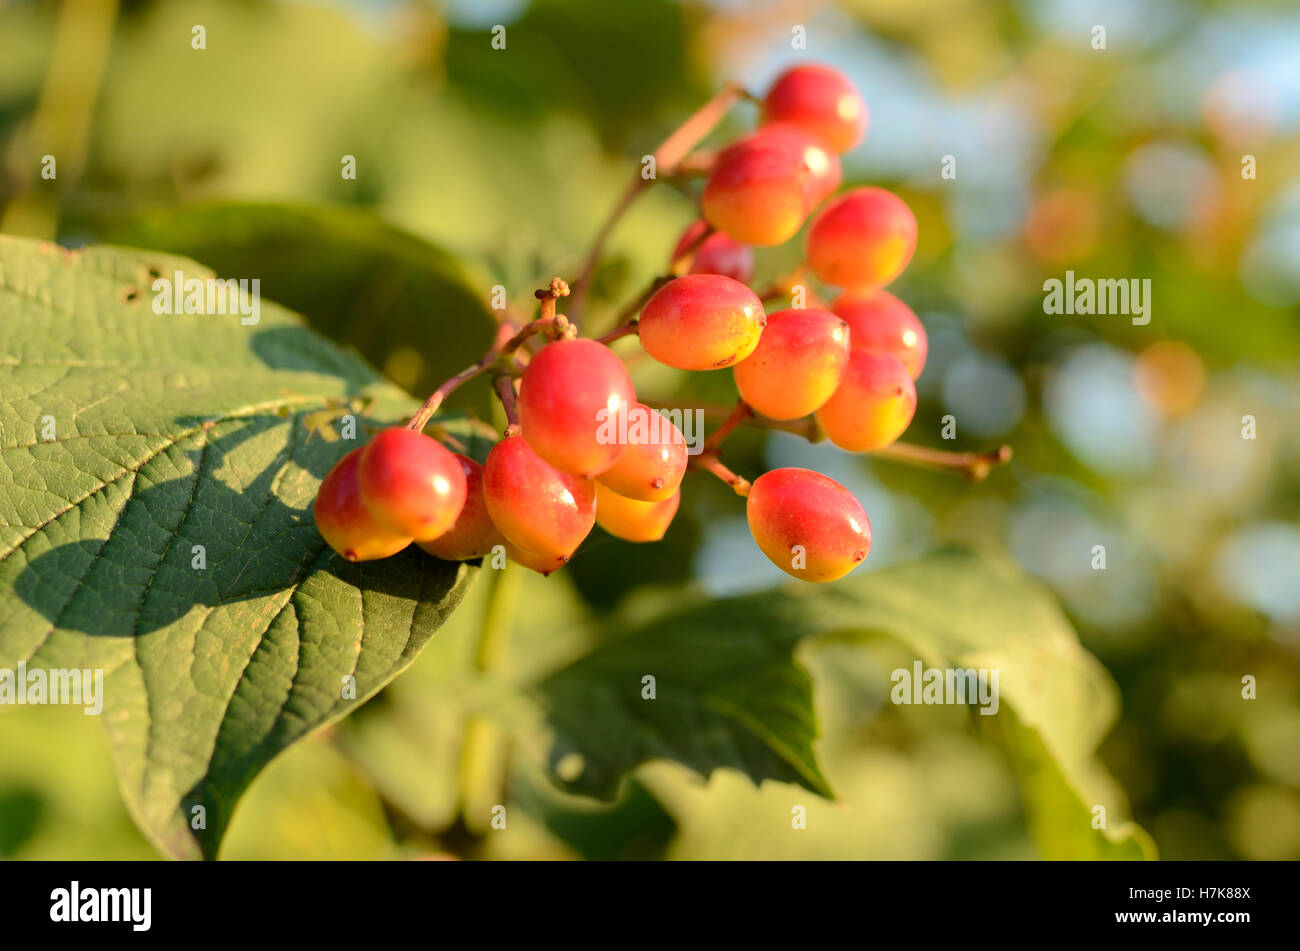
[314,63,955,584]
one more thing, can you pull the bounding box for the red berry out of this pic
[672,220,755,284]
[832,288,927,379]
[518,338,636,477]
[732,123,841,209]
[815,349,916,451]
[762,64,867,154]
[314,448,413,562]
[596,403,688,502]
[416,454,505,561]
[504,540,567,576]
[746,467,871,582]
[482,434,596,562]
[701,141,810,246]
[733,307,850,420]
[638,274,766,370]
[357,428,467,541]
[806,187,917,289]
[595,483,680,543]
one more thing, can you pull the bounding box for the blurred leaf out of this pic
[540,547,1154,858]
[0,704,155,860]
[220,734,395,861]
[538,587,834,799]
[0,236,478,859]
[445,0,698,149]
[110,201,501,416]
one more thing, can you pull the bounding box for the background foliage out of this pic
[1,0,1297,860]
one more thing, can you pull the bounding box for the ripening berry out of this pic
[762,64,867,154]
[483,434,596,561]
[733,308,850,420]
[595,483,680,543]
[596,403,688,502]
[738,123,841,209]
[416,454,505,561]
[806,187,917,289]
[315,448,413,562]
[747,468,870,582]
[504,540,567,576]
[815,349,916,451]
[832,289,927,379]
[673,220,755,284]
[701,141,810,246]
[518,338,636,477]
[357,428,467,541]
[638,274,766,370]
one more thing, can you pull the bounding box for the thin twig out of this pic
[690,451,751,497]
[495,374,521,434]
[704,399,753,450]
[872,442,1013,482]
[570,82,748,319]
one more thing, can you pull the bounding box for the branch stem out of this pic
[705,399,753,450]
[570,82,748,318]
[690,451,751,497]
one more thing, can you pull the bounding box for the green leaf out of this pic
[109,201,501,417]
[539,547,1154,859]
[0,235,477,859]
[538,590,835,799]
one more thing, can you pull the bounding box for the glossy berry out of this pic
[416,454,505,561]
[737,122,841,209]
[357,427,467,541]
[595,483,681,543]
[763,64,867,154]
[638,274,766,371]
[747,467,871,582]
[832,289,927,379]
[673,220,754,284]
[518,338,636,477]
[504,540,567,576]
[596,403,688,502]
[806,187,917,289]
[315,448,413,562]
[815,349,916,451]
[733,307,850,420]
[701,140,811,246]
[483,434,596,561]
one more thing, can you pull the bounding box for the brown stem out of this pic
[498,316,572,360]
[596,319,639,345]
[872,442,1013,481]
[705,400,753,450]
[570,82,748,318]
[495,374,521,434]
[690,451,751,497]
[406,355,494,432]
[406,312,560,432]
[644,397,1013,479]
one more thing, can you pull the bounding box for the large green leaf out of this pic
[0,235,477,859]
[539,547,1154,859]
[110,201,501,417]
